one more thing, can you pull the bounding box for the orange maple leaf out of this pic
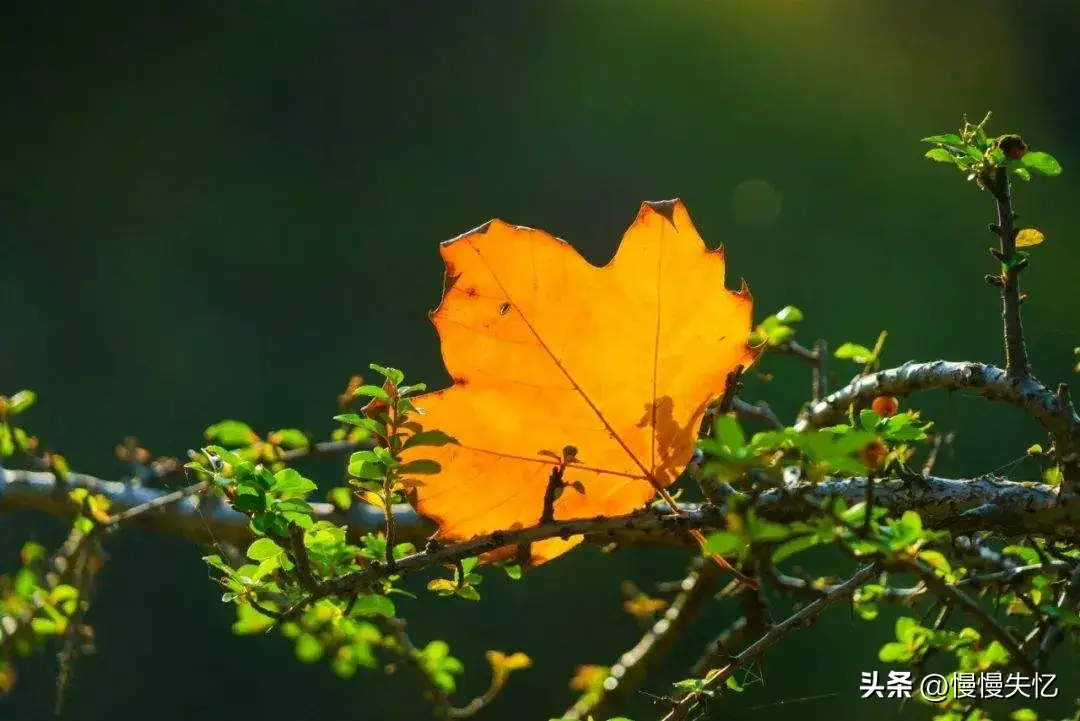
[401,199,761,577]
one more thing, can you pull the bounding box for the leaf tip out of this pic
[641,198,682,225]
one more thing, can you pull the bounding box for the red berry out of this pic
[859,440,888,469]
[871,395,899,418]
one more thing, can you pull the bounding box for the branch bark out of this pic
[796,359,1080,498]
[5,465,1079,556]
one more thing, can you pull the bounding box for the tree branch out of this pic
[561,558,723,721]
[661,565,878,721]
[6,465,1080,562]
[795,359,1080,497]
[0,464,422,547]
[986,166,1030,380]
[899,557,1036,676]
[796,360,1075,436]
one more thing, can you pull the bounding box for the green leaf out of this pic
[882,414,929,441]
[269,428,308,449]
[859,408,882,432]
[14,569,37,598]
[295,633,324,663]
[348,455,387,481]
[1011,166,1031,182]
[369,363,405,386]
[834,342,875,363]
[980,640,1010,665]
[350,594,396,618]
[232,487,266,513]
[20,542,46,565]
[1020,151,1062,177]
[7,390,37,415]
[1011,710,1038,721]
[328,486,352,509]
[771,534,821,564]
[774,305,803,323]
[31,618,61,636]
[884,511,923,550]
[352,385,390,401]
[712,415,746,451]
[277,498,314,520]
[878,641,911,663]
[456,585,481,601]
[271,468,317,498]
[895,616,919,643]
[924,148,957,164]
[333,413,381,432]
[397,383,428,397]
[246,538,282,561]
[701,532,745,557]
[205,420,257,446]
[921,133,964,146]
[918,550,951,576]
[747,513,790,542]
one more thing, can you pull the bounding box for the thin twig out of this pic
[901,557,1036,676]
[1035,563,1080,670]
[811,339,828,402]
[562,558,723,721]
[661,565,877,721]
[772,341,819,365]
[730,398,783,429]
[922,431,955,475]
[288,523,319,592]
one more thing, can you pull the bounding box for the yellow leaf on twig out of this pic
[1015,228,1044,247]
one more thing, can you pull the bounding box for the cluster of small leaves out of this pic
[0,389,39,459]
[190,424,452,685]
[335,365,456,552]
[204,419,313,463]
[186,364,533,707]
[699,401,929,485]
[922,111,1062,185]
[427,556,484,601]
[749,305,803,347]
[1,392,110,703]
[996,543,1080,628]
[0,542,84,695]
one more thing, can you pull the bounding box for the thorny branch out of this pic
[899,557,1036,676]
[660,565,879,721]
[795,359,1080,498]
[561,558,725,721]
[985,166,1030,380]
[6,466,1079,570]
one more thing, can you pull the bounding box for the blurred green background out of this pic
[2,2,1079,720]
